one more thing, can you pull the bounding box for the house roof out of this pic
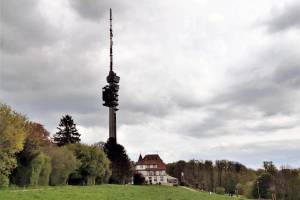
[136,154,166,170]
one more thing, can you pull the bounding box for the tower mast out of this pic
[102,8,120,142]
[109,8,113,72]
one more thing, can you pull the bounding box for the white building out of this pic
[135,154,177,185]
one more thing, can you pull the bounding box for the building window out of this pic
[154,176,157,182]
[160,176,164,181]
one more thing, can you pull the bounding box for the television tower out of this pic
[102,9,120,141]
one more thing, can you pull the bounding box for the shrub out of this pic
[133,173,145,185]
[68,144,111,185]
[38,155,52,185]
[11,150,52,187]
[236,183,243,195]
[243,181,254,198]
[216,187,225,195]
[0,174,9,188]
[48,147,78,186]
[30,153,46,186]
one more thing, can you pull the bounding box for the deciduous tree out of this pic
[68,144,111,185]
[0,103,27,187]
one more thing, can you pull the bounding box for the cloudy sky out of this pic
[1,0,300,168]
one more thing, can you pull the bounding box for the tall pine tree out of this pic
[103,138,132,184]
[53,115,80,146]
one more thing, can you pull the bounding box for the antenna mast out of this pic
[110,8,113,71]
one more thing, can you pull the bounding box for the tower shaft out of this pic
[109,108,116,140]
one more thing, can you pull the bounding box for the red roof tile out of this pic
[136,154,166,170]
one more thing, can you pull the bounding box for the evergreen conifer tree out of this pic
[53,115,80,146]
[103,138,132,184]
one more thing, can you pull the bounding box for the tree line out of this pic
[0,103,132,188]
[1,102,299,199]
[167,160,300,199]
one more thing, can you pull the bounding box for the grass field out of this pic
[0,184,247,200]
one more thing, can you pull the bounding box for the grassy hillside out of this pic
[0,185,247,200]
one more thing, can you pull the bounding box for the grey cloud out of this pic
[272,64,300,88]
[1,0,300,168]
[184,118,228,138]
[215,47,300,116]
[246,122,299,133]
[267,2,300,32]
[69,0,124,21]
[0,0,60,53]
[179,45,300,139]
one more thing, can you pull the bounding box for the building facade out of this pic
[135,154,177,185]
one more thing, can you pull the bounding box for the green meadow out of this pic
[0,185,248,200]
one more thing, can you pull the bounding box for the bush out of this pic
[216,187,225,195]
[38,155,52,185]
[68,144,111,185]
[243,181,254,198]
[30,153,47,186]
[236,183,243,195]
[48,147,78,186]
[133,173,145,185]
[10,151,52,186]
[0,174,9,188]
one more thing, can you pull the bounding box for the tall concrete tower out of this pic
[102,9,120,141]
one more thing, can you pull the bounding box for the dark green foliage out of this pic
[216,187,225,195]
[10,122,52,186]
[215,160,227,187]
[48,147,78,186]
[53,115,80,146]
[167,160,186,185]
[29,152,50,186]
[204,160,214,191]
[251,173,272,199]
[167,159,250,195]
[133,173,145,185]
[263,161,277,175]
[0,174,9,189]
[275,168,300,200]
[68,144,111,185]
[38,155,52,186]
[11,152,51,186]
[224,174,236,195]
[104,138,132,184]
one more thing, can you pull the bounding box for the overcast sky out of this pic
[1,0,300,169]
